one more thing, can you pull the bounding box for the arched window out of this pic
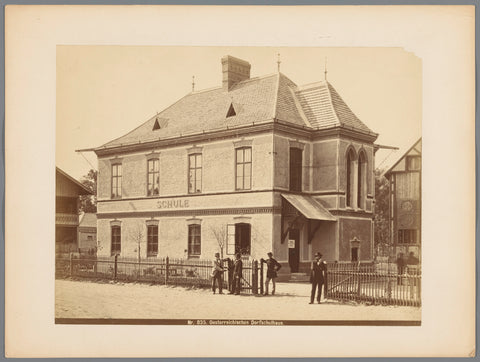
[357,150,367,209]
[346,148,356,207]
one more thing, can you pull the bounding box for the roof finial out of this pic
[324,57,328,81]
[192,75,195,92]
[277,53,281,73]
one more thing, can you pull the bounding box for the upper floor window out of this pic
[346,149,355,207]
[406,156,421,171]
[147,159,159,196]
[147,224,159,257]
[188,153,202,193]
[398,229,418,244]
[235,147,252,190]
[111,164,122,199]
[357,151,367,209]
[111,225,121,256]
[289,148,303,191]
[188,224,201,258]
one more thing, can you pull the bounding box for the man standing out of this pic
[231,253,243,295]
[310,252,327,304]
[211,252,224,294]
[262,252,282,295]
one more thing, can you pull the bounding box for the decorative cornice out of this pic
[97,207,282,220]
[95,121,376,158]
[187,146,203,155]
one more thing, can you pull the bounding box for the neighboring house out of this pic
[78,212,97,252]
[55,167,93,254]
[90,55,380,274]
[384,138,422,263]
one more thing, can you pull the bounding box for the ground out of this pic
[55,279,421,322]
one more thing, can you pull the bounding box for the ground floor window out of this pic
[147,225,158,257]
[351,247,359,261]
[227,223,251,255]
[111,226,121,256]
[188,225,201,257]
[398,229,418,244]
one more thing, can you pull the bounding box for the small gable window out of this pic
[226,104,236,118]
[153,118,161,131]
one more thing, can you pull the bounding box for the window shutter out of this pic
[226,224,236,255]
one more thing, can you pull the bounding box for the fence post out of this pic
[259,260,264,295]
[114,254,118,280]
[357,268,361,298]
[165,256,169,285]
[69,252,73,277]
[252,260,258,295]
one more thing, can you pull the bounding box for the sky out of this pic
[56,46,421,180]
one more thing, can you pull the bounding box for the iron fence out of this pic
[326,262,421,306]
[56,254,259,294]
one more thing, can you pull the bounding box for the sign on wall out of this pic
[288,239,295,248]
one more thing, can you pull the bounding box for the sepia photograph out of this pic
[5,5,474,358]
[55,46,422,325]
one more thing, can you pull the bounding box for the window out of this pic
[188,154,202,193]
[398,229,417,244]
[111,226,121,255]
[346,149,355,207]
[226,223,251,255]
[289,148,303,191]
[351,247,359,262]
[147,225,158,257]
[188,225,201,257]
[407,156,421,171]
[147,159,159,196]
[226,103,236,118]
[236,147,252,190]
[111,164,122,199]
[357,151,367,209]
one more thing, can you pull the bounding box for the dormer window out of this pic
[226,103,236,118]
[153,118,161,131]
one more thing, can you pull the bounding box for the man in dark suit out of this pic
[310,252,327,304]
[231,253,243,295]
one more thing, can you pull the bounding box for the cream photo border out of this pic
[5,5,475,358]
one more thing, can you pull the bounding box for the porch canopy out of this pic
[281,194,336,221]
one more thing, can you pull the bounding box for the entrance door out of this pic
[288,228,300,272]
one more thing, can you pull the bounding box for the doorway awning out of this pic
[281,194,336,221]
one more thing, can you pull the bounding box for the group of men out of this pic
[211,251,328,304]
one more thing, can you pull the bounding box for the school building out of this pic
[91,55,379,274]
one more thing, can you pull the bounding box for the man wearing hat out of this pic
[211,252,225,294]
[310,252,327,304]
[261,252,282,295]
[231,253,243,295]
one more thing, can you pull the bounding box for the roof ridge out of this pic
[288,86,312,128]
[324,82,341,127]
[272,73,280,119]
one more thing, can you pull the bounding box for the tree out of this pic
[79,169,97,213]
[210,225,226,259]
[374,168,391,257]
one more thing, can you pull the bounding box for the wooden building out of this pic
[384,138,422,263]
[89,55,380,275]
[55,167,92,254]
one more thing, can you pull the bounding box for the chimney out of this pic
[221,55,251,91]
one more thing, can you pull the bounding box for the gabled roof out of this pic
[79,212,97,228]
[56,167,92,195]
[97,72,376,150]
[383,137,422,177]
